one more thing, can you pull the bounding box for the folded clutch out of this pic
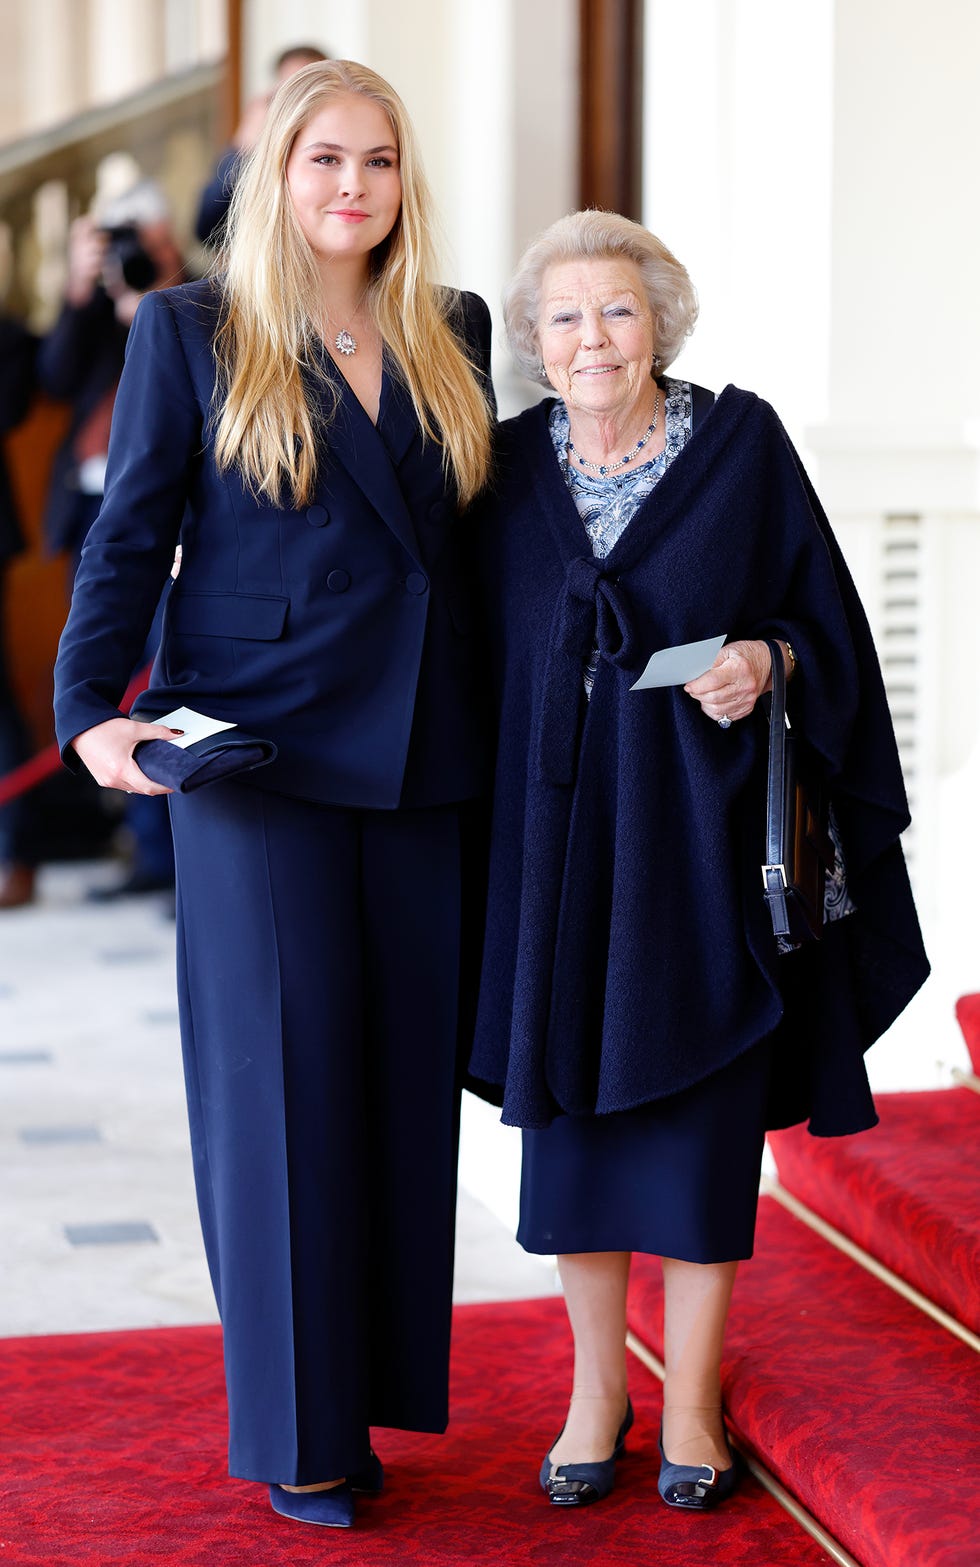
[133,730,278,793]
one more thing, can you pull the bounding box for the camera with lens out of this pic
[100,224,158,293]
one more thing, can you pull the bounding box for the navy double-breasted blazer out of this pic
[53,279,494,809]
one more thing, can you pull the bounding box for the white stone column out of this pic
[642,0,835,451]
[440,0,577,413]
[242,0,366,96]
[19,0,89,133]
[164,0,225,72]
[86,0,167,103]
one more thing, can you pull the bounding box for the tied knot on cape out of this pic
[537,556,638,787]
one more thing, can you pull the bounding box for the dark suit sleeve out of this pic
[53,290,203,756]
[0,316,36,563]
[36,293,119,401]
[0,316,36,432]
[194,149,240,246]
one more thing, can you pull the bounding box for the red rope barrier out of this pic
[0,664,152,808]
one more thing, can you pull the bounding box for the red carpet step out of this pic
[0,1298,832,1567]
[769,1088,980,1334]
[955,992,980,1074]
[627,1194,980,1567]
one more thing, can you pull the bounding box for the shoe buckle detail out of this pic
[548,1481,578,1500]
[695,1465,718,1495]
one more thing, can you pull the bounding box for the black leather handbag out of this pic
[761,639,834,942]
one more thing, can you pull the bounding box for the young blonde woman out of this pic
[54,61,494,1529]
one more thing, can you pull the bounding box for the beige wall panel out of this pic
[0,3,25,140]
[829,0,980,424]
[86,0,167,104]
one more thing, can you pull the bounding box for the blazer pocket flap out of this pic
[170,591,289,640]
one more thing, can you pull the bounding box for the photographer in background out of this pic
[38,179,186,900]
[39,179,186,568]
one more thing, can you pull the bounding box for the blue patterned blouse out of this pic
[549,378,693,695]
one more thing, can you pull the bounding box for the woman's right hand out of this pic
[71,717,184,796]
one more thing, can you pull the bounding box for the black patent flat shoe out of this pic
[657,1424,738,1510]
[540,1397,634,1507]
[349,1449,384,1494]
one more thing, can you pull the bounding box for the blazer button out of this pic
[405,572,428,596]
[306,504,330,527]
[327,568,351,593]
[428,500,450,523]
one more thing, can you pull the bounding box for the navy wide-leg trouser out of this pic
[169,781,464,1484]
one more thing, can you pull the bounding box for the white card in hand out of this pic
[630,634,727,691]
[153,706,238,750]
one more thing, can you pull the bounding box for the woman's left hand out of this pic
[684,639,774,724]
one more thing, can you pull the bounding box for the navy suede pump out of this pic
[540,1397,634,1506]
[657,1424,738,1510]
[269,1480,355,1528]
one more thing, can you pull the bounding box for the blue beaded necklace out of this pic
[567,390,661,477]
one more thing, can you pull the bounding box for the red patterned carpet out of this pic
[628,1195,980,1567]
[770,1087,980,1333]
[0,1298,830,1567]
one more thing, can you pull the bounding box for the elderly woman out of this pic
[467,211,927,1513]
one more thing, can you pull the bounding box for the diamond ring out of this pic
[717,715,733,730]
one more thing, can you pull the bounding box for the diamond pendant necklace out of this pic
[567,390,661,476]
[327,288,370,357]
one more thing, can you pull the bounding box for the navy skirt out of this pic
[518,1036,773,1263]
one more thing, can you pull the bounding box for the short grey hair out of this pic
[504,209,699,384]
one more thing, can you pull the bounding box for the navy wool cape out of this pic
[466,388,929,1135]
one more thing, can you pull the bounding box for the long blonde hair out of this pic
[213,60,493,508]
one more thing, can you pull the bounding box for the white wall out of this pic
[813,0,980,1086]
[642,0,835,454]
[827,0,980,426]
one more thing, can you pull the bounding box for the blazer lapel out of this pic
[312,359,422,565]
[377,360,422,468]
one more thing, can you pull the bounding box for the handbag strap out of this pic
[762,638,790,918]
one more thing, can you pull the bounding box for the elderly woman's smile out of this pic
[538,258,658,436]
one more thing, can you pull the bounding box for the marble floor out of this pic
[0,862,559,1340]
